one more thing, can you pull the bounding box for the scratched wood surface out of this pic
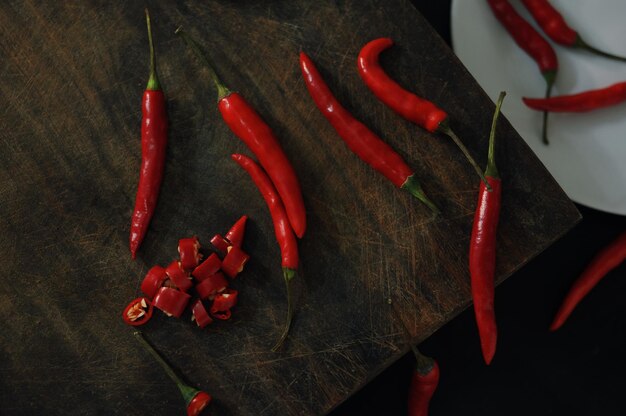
[0,1,580,415]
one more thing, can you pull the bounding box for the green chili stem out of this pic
[133,331,198,403]
[485,91,506,179]
[271,268,296,352]
[145,9,160,91]
[575,36,626,63]
[438,121,492,192]
[175,27,232,101]
[401,174,440,214]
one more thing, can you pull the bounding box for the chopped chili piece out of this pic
[299,52,439,213]
[210,234,230,255]
[191,299,213,328]
[177,28,307,238]
[192,253,222,282]
[122,297,154,326]
[210,289,238,320]
[195,272,228,300]
[152,287,191,318]
[129,9,168,258]
[221,246,250,279]
[165,260,192,292]
[134,331,211,415]
[224,215,247,248]
[178,237,202,272]
[140,265,168,299]
[469,92,506,365]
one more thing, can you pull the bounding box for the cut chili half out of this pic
[210,289,238,320]
[165,260,192,292]
[221,246,250,279]
[210,234,230,255]
[140,265,168,299]
[123,297,154,326]
[191,299,213,328]
[192,253,222,282]
[153,287,191,318]
[178,237,202,272]
[224,215,247,248]
[195,272,228,300]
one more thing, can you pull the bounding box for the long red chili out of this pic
[487,0,557,145]
[357,38,491,191]
[521,0,626,62]
[550,231,626,331]
[231,153,298,351]
[129,10,168,259]
[299,52,439,214]
[176,29,307,239]
[407,354,440,416]
[523,82,626,112]
[469,91,506,365]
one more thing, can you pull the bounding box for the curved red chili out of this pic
[469,92,506,365]
[521,0,626,62]
[523,82,626,112]
[134,331,211,416]
[225,215,247,248]
[231,153,298,350]
[176,28,307,239]
[122,297,154,326]
[487,0,557,144]
[408,359,440,416]
[357,38,491,190]
[299,52,439,214]
[550,231,626,331]
[130,9,168,259]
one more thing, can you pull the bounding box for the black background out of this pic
[332,2,626,415]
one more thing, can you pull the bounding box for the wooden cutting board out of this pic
[0,0,579,415]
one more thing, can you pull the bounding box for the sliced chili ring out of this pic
[153,287,191,318]
[122,297,154,326]
[210,289,238,320]
[192,253,222,282]
[140,265,168,299]
[210,234,230,255]
[191,299,213,328]
[178,236,202,272]
[196,272,228,300]
[221,246,250,279]
[165,260,192,292]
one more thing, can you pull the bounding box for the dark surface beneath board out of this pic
[332,2,626,416]
[0,1,581,415]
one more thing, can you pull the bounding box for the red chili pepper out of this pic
[152,287,191,318]
[487,0,557,144]
[523,82,626,112]
[195,272,228,300]
[408,357,440,416]
[469,92,506,365]
[176,28,307,239]
[122,297,154,326]
[221,246,250,279]
[550,231,626,331]
[225,215,247,248]
[231,153,298,350]
[134,332,211,416]
[191,299,213,328]
[521,0,626,62]
[210,234,230,255]
[129,10,168,259]
[210,289,238,320]
[140,265,168,299]
[357,38,491,190]
[192,253,222,282]
[165,260,192,292]
[299,52,439,214]
[178,237,202,272]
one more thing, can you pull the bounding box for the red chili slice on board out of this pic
[191,299,213,328]
[196,272,228,300]
[192,253,222,282]
[140,265,168,299]
[178,237,202,272]
[221,246,250,279]
[210,234,230,255]
[122,297,154,326]
[153,287,191,318]
[165,260,193,292]
[210,289,238,320]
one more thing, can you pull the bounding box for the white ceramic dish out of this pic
[451,0,626,215]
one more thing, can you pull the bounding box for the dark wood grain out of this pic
[0,1,579,415]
